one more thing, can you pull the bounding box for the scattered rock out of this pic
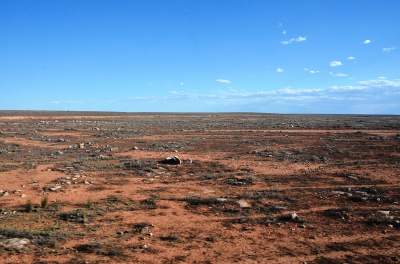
[132,222,154,236]
[237,199,251,208]
[278,212,304,223]
[331,191,347,196]
[225,177,253,186]
[378,210,390,216]
[109,147,119,152]
[98,155,109,160]
[323,208,350,220]
[290,212,298,220]
[365,213,400,228]
[49,185,62,192]
[59,209,88,224]
[0,190,10,197]
[0,238,30,251]
[159,156,182,165]
[251,149,273,157]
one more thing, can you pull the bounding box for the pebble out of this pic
[49,185,62,192]
[237,199,252,208]
[378,210,390,216]
[290,212,298,220]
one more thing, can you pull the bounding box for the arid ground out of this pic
[0,112,399,264]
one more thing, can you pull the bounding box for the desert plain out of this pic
[0,112,399,263]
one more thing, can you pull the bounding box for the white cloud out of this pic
[347,56,356,60]
[216,79,231,84]
[357,78,400,88]
[383,47,396,53]
[329,60,343,67]
[117,77,400,113]
[163,78,400,103]
[282,30,287,35]
[330,78,400,92]
[363,39,371,44]
[276,87,323,95]
[276,67,284,73]
[281,36,307,45]
[330,72,349,77]
[304,68,319,74]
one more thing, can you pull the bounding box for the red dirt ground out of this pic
[0,113,399,263]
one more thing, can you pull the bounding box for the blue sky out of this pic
[1,0,399,113]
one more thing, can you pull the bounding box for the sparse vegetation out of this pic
[40,196,49,209]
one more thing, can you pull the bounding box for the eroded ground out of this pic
[0,112,399,264]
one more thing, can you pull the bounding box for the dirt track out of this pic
[0,113,399,263]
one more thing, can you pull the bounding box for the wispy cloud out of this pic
[281,36,307,45]
[330,79,400,93]
[329,60,343,67]
[276,67,284,73]
[104,77,400,113]
[166,78,400,102]
[357,78,400,88]
[383,47,396,53]
[330,72,349,77]
[304,68,319,74]
[216,79,231,84]
[363,39,372,44]
[282,30,287,35]
[347,56,356,60]
[49,100,85,104]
